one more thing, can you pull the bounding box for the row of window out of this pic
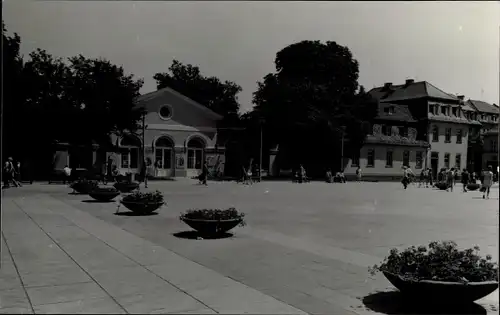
[431,126,463,143]
[355,150,462,170]
[121,148,204,170]
[429,104,498,122]
[381,125,409,137]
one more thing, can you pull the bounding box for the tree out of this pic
[153,60,242,126]
[66,55,145,146]
[2,21,24,158]
[251,40,377,175]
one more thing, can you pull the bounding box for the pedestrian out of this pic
[481,166,494,199]
[201,161,209,186]
[446,168,455,192]
[3,157,18,188]
[14,160,23,187]
[63,165,72,184]
[427,168,433,187]
[401,166,410,189]
[461,168,470,192]
[356,166,362,182]
[418,169,425,187]
[325,169,333,183]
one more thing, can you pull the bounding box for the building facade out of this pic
[343,80,478,180]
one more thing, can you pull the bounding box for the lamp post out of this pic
[142,113,148,188]
[259,118,265,183]
[339,126,346,171]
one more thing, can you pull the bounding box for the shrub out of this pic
[180,208,246,225]
[92,186,118,193]
[369,241,498,283]
[122,190,164,204]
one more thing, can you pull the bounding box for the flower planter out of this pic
[88,188,120,202]
[70,180,98,194]
[383,271,499,304]
[120,200,164,214]
[181,218,242,235]
[435,182,448,190]
[114,182,139,193]
[467,183,480,191]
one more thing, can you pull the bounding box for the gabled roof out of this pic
[467,100,499,114]
[369,81,458,103]
[134,87,223,120]
[375,103,416,123]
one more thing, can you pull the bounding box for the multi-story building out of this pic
[464,99,499,173]
[344,79,479,180]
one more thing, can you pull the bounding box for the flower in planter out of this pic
[180,208,246,226]
[122,190,165,204]
[369,241,498,283]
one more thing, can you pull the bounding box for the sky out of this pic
[4,1,500,112]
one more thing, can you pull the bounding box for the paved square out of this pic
[1,181,498,314]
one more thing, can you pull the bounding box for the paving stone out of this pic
[0,288,30,309]
[19,264,91,288]
[0,306,33,314]
[115,290,208,314]
[26,282,108,306]
[33,297,125,314]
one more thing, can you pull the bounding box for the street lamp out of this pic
[142,113,148,188]
[339,126,346,171]
[259,118,265,183]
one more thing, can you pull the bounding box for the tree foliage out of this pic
[251,40,377,174]
[153,60,242,126]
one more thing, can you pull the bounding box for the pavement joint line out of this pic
[22,281,94,290]
[48,196,309,315]
[1,231,36,314]
[10,199,130,315]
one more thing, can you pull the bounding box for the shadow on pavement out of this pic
[114,212,159,217]
[82,199,116,203]
[362,291,487,314]
[173,231,234,240]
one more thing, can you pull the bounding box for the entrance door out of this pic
[431,152,439,179]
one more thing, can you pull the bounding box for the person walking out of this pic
[3,157,18,188]
[481,166,494,199]
[446,168,455,192]
[201,161,209,186]
[461,169,470,192]
[14,160,23,187]
[356,166,362,182]
[401,166,410,189]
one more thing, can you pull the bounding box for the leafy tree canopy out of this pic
[251,40,377,173]
[153,60,242,126]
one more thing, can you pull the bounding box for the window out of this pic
[187,137,205,170]
[429,105,435,114]
[455,154,461,169]
[386,150,393,167]
[399,127,408,138]
[367,149,375,167]
[444,153,450,168]
[456,129,463,144]
[351,151,360,167]
[403,150,410,167]
[382,125,392,136]
[155,137,173,169]
[491,140,498,153]
[383,106,394,115]
[416,151,423,169]
[159,105,173,120]
[120,134,140,169]
[441,106,447,115]
[481,114,485,120]
[432,126,439,142]
[445,128,451,143]
[452,108,457,116]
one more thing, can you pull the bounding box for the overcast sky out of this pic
[4,1,499,111]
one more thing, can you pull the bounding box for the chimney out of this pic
[457,95,465,100]
[383,82,392,90]
[405,79,414,85]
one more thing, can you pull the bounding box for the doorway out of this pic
[431,151,439,179]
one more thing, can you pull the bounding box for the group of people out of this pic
[2,157,22,188]
[325,169,348,183]
[412,166,496,199]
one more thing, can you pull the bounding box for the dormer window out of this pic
[429,105,435,114]
[441,106,447,116]
[452,108,457,116]
[383,106,395,115]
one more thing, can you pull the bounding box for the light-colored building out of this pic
[344,80,478,180]
[109,87,225,178]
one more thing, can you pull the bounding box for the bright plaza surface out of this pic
[1,180,498,314]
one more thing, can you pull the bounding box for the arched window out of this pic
[187,137,205,170]
[431,126,439,142]
[120,134,141,169]
[155,137,174,169]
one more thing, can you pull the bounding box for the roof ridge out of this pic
[424,81,457,100]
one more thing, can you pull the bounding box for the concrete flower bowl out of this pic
[383,271,499,304]
[88,189,120,202]
[71,181,98,194]
[120,200,164,214]
[435,182,448,190]
[114,182,139,193]
[467,183,481,191]
[181,218,242,236]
